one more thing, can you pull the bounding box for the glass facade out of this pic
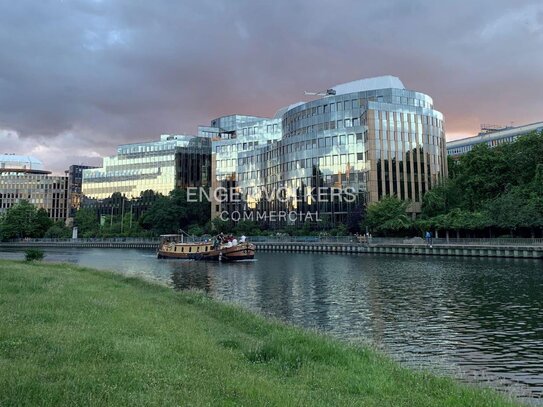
[213,76,447,224]
[0,155,68,222]
[82,135,211,200]
[208,115,283,218]
[67,164,97,218]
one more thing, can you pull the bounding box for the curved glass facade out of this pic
[213,76,447,225]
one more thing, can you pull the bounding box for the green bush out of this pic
[24,248,45,262]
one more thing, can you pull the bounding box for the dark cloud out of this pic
[0,0,542,173]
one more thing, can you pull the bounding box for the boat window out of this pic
[189,247,192,253]
[197,246,200,252]
[181,247,184,252]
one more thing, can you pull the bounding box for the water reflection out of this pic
[1,248,541,401]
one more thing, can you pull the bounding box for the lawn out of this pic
[0,260,521,406]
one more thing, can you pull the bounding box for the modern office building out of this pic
[82,134,211,200]
[207,115,282,219]
[66,164,97,218]
[446,122,543,156]
[213,76,447,225]
[0,154,69,222]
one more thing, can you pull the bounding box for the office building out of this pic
[207,115,282,219]
[447,122,543,156]
[213,76,447,224]
[66,164,97,218]
[82,134,211,200]
[0,154,69,222]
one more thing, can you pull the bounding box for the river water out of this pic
[1,247,542,401]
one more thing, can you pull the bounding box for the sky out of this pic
[0,0,542,174]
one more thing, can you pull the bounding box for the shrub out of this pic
[24,248,45,262]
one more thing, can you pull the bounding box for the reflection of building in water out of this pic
[212,76,447,226]
[0,154,69,222]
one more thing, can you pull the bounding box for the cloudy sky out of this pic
[0,0,542,173]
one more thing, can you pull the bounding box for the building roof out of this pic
[332,75,405,96]
[0,154,45,171]
[447,121,543,148]
[274,102,304,119]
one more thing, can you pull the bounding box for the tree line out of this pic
[0,189,210,241]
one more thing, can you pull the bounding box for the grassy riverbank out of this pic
[0,260,520,406]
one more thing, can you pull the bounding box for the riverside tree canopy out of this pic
[363,131,543,237]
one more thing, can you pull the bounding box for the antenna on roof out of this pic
[304,88,336,96]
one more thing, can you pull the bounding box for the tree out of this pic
[363,196,412,236]
[211,217,232,234]
[35,208,54,237]
[418,130,543,237]
[0,200,53,240]
[139,188,211,235]
[454,143,512,211]
[44,222,71,239]
[75,207,99,237]
[484,187,540,236]
[139,195,179,234]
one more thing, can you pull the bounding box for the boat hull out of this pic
[157,242,255,262]
[219,244,256,261]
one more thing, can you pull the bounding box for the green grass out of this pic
[0,260,521,406]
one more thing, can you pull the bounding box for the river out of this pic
[1,247,542,402]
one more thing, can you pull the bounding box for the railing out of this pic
[3,236,543,247]
[431,237,543,246]
[247,236,543,246]
[247,236,357,243]
[7,237,160,244]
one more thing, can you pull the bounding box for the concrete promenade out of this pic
[1,237,542,259]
